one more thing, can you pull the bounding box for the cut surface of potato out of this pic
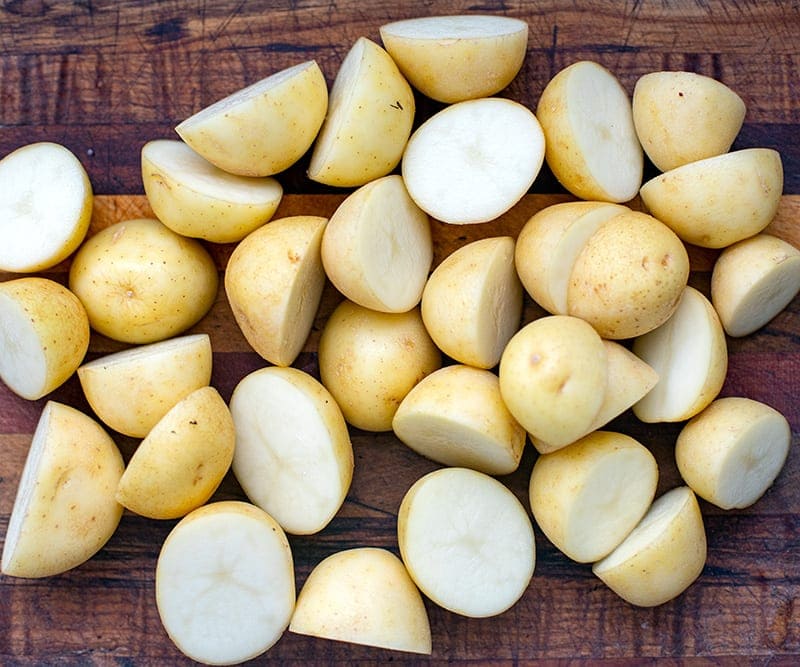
[1,401,124,578]
[225,215,327,367]
[379,14,528,103]
[536,60,643,202]
[402,97,545,224]
[398,467,535,618]
[421,236,523,368]
[156,501,295,665]
[0,277,90,400]
[675,397,791,510]
[141,139,283,243]
[289,547,431,654]
[308,37,414,187]
[175,60,328,177]
[321,175,432,313]
[529,431,659,563]
[711,233,800,337]
[392,364,526,475]
[633,286,728,423]
[229,366,354,535]
[592,486,707,607]
[0,141,92,273]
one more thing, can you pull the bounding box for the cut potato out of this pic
[141,139,283,243]
[1,401,124,578]
[675,397,791,510]
[321,175,432,313]
[289,547,431,654]
[632,70,746,172]
[318,300,441,432]
[225,215,327,367]
[0,277,90,400]
[116,386,235,520]
[229,366,353,535]
[639,148,783,248]
[402,97,545,224]
[0,142,92,273]
[68,218,218,344]
[77,333,212,438]
[633,286,728,423]
[175,60,328,177]
[498,315,607,453]
[398,467,535,618]
[711,233,800,337]
[379,14,528,103]
[529,431,658,563]
[421,236,523,368]
[156,501,295,665]
[536,60,643,202]
[592,486,707,607]
[308,37,414,187]
[392,364,526,476]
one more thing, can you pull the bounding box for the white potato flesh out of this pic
[1,401,124,578]
[321,175,432,313]
[676,397,791,509]
[529,431,658,563]
[289,547,432,654]
[711,233,800,337]
[0,142,93,272]
[379,14,528,103]
[78,333,212,438]
[402,97,545,224]
[175,60,328,177]
[141,139,283,243]
[537,61,643,202]
[229,366,354,535]
[592,486,707,607]
[398,467,535,618]
[633,286,728,423]
[392,365,526,475]
[156,501,295,665]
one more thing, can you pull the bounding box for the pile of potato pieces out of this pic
[0,13,798,664]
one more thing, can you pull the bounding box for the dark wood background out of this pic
[1,1,799,664]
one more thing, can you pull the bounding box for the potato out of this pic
[711,233,800,337]
[498,315,607,453]
[116,386,235,520]
[68,218,218,344]
[225,215,327,367]
[1,401,124,578]
[308,37,414,187]
[592,486,707,607]
[639,148,783,248]
[141,139,283,243]
[632,71,746,172]
[0,142,92,273]
[675,397,791,510]
[421,236,523,368]
[633,286,728,423]
[398,467,535,618]
[0,277,90,400]
[379,14,528,103]
[321,175,432,313]
[392,364,526,476]
[536,60,643,202]
[156,501,295,665]
[229,366,354,535]
[289,547,431,654]
[402,97,545,224]
[529,431,658,563]
[318,300,441,432]
[175,60,328,177]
